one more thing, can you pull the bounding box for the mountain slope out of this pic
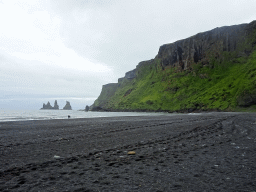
[92,20,256,112]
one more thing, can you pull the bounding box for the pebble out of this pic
[54,155,61,159]
[128,151,136,155]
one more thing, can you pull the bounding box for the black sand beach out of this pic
[0,112,256,191]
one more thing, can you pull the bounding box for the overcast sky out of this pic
[1,0,256,109]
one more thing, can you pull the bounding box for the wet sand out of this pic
[0,112,256,191]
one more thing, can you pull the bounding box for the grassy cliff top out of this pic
[92,20,256,112]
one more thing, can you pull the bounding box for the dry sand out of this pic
[0,112,256,191]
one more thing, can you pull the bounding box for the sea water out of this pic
[0,109,172,122]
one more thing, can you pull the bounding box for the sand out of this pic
[0,112,256,191]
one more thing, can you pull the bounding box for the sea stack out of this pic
[41,101,53,109]
[41,100,59,110]
[53,100,59,109]
[63,101,72,110]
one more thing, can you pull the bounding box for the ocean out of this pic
[0,109,173,122]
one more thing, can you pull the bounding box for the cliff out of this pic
[92,20,256,112]
[158,23,252,70]
[91,83,118,111]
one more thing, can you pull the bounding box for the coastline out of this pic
[90,106,255,113]
[1,112,256,191]
[0,110,175,123]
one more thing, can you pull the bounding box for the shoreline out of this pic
[0,110,173,123]
[91,106,256,113]
[1,113,256,191]
[0,110,249,123]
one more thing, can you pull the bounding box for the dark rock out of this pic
[237,93,256,107]
[53,100,59,109]
[125,69,136,79]
[41,100,59,110]
[63,101,72,110]
[41,101,53,110]
[91,106,103,111]
[85,105,90,112]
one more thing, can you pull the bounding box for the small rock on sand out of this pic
[128,151,136,155]
[54,155,61,159]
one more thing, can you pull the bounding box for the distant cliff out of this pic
[92,20,256,112]
[92,83,118,111]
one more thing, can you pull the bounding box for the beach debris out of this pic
[128,151,136,155]
[54,155,61,159]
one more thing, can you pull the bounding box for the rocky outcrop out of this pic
[117,69,136,83]
[41,101,59,110]
[85,105,90,111]
[136,59,154,69]
[53,100,59,109]
[63,101,72,110]
[90,106,104,111]
[157,21,256,70]
[237,90,256,107]
[125,69,136,79]
[92,83,119,109]
[41,101,53,110]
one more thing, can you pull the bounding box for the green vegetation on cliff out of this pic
[92,21,256,112]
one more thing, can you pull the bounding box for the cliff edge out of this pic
[92,20,256,112]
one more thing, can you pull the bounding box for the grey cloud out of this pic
[1,0,256,110]
[50,0,256,76]
[0,53,113,99]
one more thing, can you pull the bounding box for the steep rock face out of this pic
[118,69,137,83]
[92,83,118,110]
[157,23,254,70]
[125,69,136,79]
[92,20,256,111]
[92,59,158,110]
